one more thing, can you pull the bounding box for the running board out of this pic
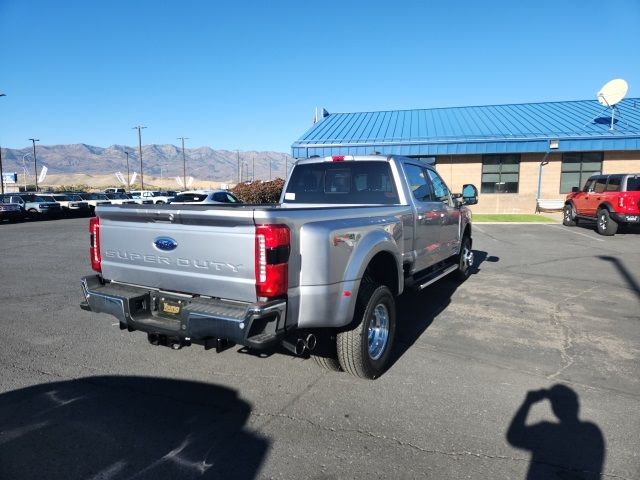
[416,265,458,291]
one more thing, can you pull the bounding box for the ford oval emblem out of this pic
[154,237,178,251]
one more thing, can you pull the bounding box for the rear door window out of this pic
[404,164,434,202]
[606,176,622,191]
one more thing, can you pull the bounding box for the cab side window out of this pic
[426,169,451,204]
[583,178,595,192]
[594,177,607,194]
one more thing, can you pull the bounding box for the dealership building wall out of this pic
[292,98,640,213]
[434,150,640,213]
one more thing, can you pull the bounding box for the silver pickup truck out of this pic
[80,155,478,379]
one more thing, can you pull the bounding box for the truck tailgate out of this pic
[97,206,257,302]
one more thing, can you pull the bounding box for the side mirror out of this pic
[460,184,478,206]
[571,186,579,193]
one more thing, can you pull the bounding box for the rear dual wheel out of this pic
[336,283,396,379]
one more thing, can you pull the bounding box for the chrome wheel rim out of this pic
[368,304,389,360]
[564,208,571,222]
[461,244,474,272]
[599,213,607,230]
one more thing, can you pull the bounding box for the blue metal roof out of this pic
[291,98,640,158]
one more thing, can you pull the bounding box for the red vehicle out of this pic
[563,173,640,235]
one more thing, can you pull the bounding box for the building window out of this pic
[481,154,520,193]
[560,152,603,193]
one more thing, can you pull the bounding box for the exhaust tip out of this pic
[305,334,317,351]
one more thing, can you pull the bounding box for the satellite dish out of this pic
[597,78,628,107]
[596,78,628,130]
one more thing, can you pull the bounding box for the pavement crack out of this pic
[547,285,598,380]
[251,412,634,479]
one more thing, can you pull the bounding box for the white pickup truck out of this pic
[81,155,478,379]
[129,190,174,204]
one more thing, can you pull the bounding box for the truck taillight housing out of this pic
[89,217,101,272]
[255,224,290,298]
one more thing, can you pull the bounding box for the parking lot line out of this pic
[545,224,605,242]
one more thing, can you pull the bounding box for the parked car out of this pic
[0,193,62,218]
[39,194,91,217]
[77,193,112,214]
[563,173,640,235]
[169,190,241,205]
[80,155,478,379]
[129,190,174,204]
[104,188,126,194]
[105,193,137,205]
[0,201,26,222]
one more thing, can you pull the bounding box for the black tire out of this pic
[312,354,343,372]
[562,204,576,227]
[596,209,618,236]
[337,283,396,379]
[311,333,342,372]
[454,235,473,281]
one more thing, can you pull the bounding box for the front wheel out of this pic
[454,235,474,281]
[563,204,577,226]
[597,209,618,236]
[337,283,396,379]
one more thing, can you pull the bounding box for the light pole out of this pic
[236,150,240,184]
[177,137,189,189]
[132,125,146,189]
[124,150,131,191]
[0,93,5,194]
[28,138,39,191]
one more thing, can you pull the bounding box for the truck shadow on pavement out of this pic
[506,384,605,480]
[0,376,269,480]
[389,250,497,370]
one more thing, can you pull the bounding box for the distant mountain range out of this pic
[0,144,293,184]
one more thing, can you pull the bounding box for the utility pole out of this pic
[284,154,288,179]
[28,138,39,191]
[132,125,146,189]
[236,150,240,184]
[177,137,189,189]
[252,156,255,181]
[125,150,131,191]
[269,158,272,181]
[0,145,4,195]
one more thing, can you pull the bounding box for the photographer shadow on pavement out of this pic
[0,376,269,480]
[506,384,605,480]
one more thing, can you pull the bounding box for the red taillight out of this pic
[332,155,345,162]
[255,224,290,298]
[89,217,101,272]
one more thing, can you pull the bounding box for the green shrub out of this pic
[231,178,285,204]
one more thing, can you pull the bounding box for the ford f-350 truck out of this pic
[80,155,478,379]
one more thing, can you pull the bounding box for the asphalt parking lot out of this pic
[0,218,638,480]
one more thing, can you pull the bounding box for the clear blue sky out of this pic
[1,0,639,152]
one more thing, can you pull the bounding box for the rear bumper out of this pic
[611,212,640,223]
[80,275,287,349]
